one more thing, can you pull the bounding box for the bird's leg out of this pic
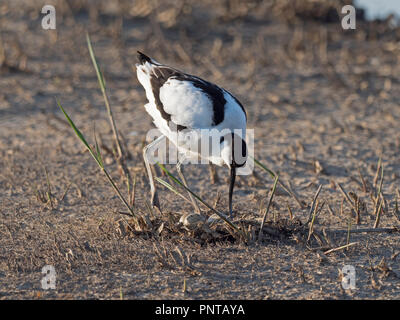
[143,135,166,210]
[208,163,219,184]
[176,153,201,214]
[228,166,236,219]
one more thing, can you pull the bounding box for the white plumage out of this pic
[160,79,215,128]
[136,51,247,217]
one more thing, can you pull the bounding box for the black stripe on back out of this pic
[138,53,245,127]
[149,65,227,129]
[148,66,188,130]
[145,60,249,129]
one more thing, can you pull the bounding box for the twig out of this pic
[337,183,358,219]
[373,157,382,188]
[60,182,72,202]
[346,211,352,246]
[308,201,325,241]
[258,175,279,241]
[395,190,400,222]
[324,227,398,234]
[373,163,384,217]
[357,165,368,193]
[373,200,383,229]
[324,242,358,255]
[130,174,136,208]
[327,202,335,216]
[308,200,318,241]
[307,184,323,222]
[44,167,53,209]
[370,163,384,228]
[287,203,293,220]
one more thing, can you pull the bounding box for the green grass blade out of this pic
[86,32,106,91]
[86,32,123,160]
[57,99,101,167]
[250,156,276,178]
[57,99,138,221]
[93,127,104,168]
[251,156,304,209]
[155,177,192,204]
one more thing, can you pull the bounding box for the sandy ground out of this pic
[0,0,399,299]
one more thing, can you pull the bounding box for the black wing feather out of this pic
[137,52,246,129]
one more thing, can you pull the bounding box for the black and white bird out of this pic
[136,52,247,218]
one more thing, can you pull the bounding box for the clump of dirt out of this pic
[118,210,305,246]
